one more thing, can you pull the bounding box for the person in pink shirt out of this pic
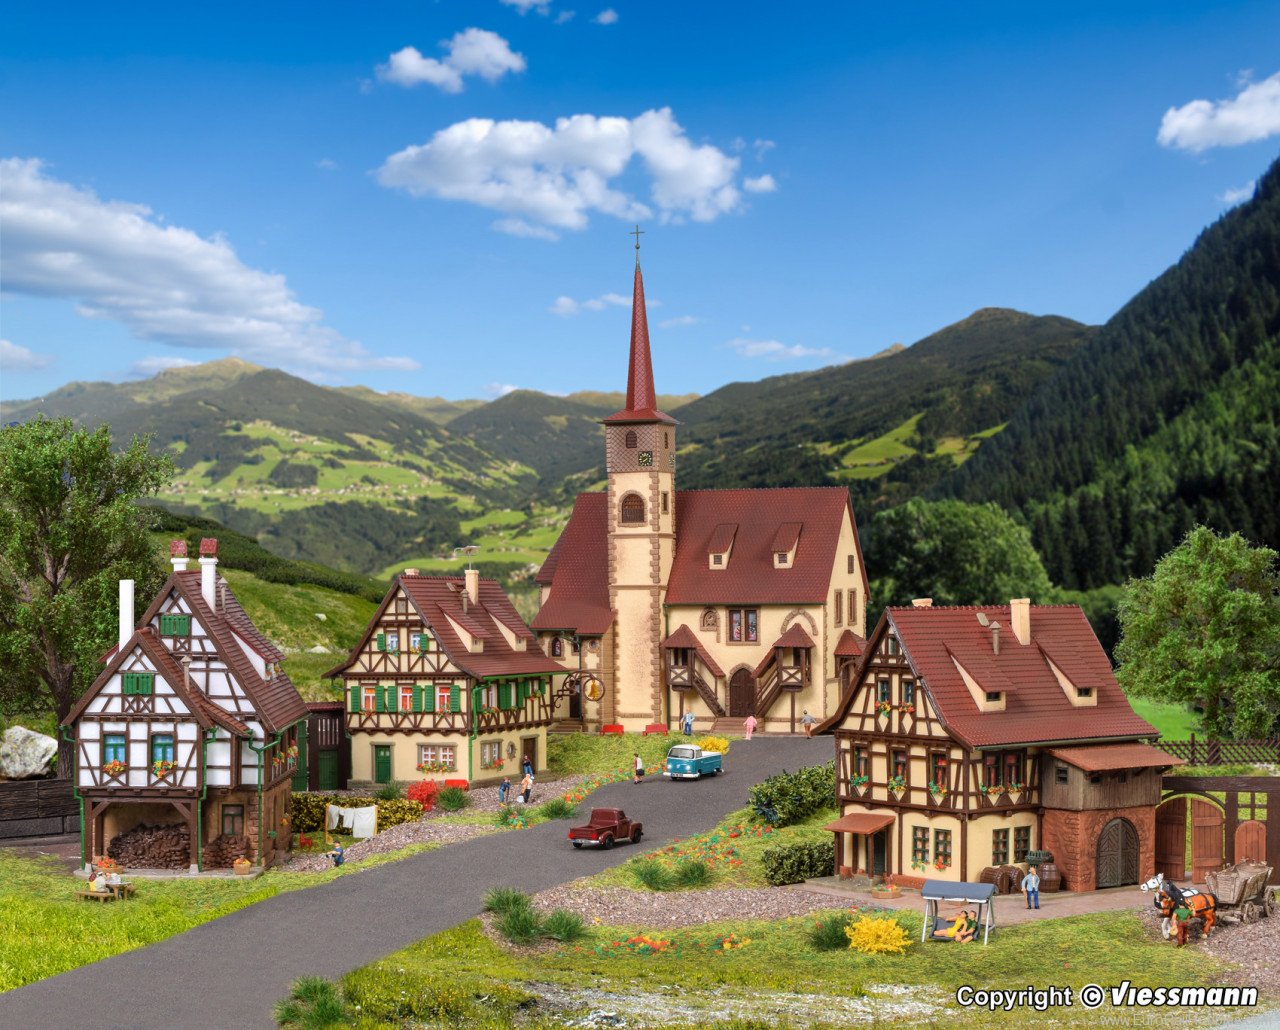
[743,714,757,740]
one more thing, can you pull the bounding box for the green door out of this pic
[872,830,887,876]
[374,745,392,785]
[318,750,340,791]
[291,724,310,792]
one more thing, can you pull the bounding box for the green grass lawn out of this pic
[1129,697,1201,739]
[287,907,1249,1028]
[546,730,734,778]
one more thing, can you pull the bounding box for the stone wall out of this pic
[1042,804,1156,891]
[0,778,77,840]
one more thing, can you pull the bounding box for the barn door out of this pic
[1096,818,1139,888]
[318,750,339,791]
[1191,799,1225,882]
[1155,798,1186,881]
[1235,820,1266,864]
[729,670,756,718]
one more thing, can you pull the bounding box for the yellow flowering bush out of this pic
[844,915,910,955]
[694,735,730,755]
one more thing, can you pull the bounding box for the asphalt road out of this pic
[0,735,830,1030]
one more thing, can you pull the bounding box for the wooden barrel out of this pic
[1037,861,1062,892]
[979,866,1003,891]
[1000,864,1024,892]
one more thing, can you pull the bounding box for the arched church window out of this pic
[620,494,646,524]
[700,608,718,631]
[625,430,638,449]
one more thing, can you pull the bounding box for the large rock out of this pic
[0,726,58,779]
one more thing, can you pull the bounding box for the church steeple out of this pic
[604,234,675,426]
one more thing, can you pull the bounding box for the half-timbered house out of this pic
[532,253,869,734]
[819,598,1183,890]
[63,539,308,872]
[326,569,562,786]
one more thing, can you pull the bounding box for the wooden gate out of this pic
[729,669,756,718]
[1235,820,1267,863]
[1191,799,1225,881]
[1154,797,1186,880]
[1096,817,1140,888]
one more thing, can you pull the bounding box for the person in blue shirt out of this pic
[498,776,511,804]
[1023,866,1041,909]
[681,711,695,735]
[328,842,345,867]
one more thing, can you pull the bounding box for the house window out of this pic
[620,494,645,524]
[700,608,718,630]
[853,746,869,777]
[400,686,414,712]
[728,609,758,642]
[891,750,908,781]
[437,684,454,712]
[934,828,953,865]
[1004,752,1022,787]
[481,740,502,767]
[929,752,947,785]
[848,589,857,626]
[570,638,581,655]
[877,679,890,703]
[362,686,377,712]
[1089,773,1102,784]
[985,691,1002,703]
[984,754,1000,788]
[912,826,930,865]
[410,632,428,652]
[386,632,399,652]
[712,554,724,566]
[777,552,788,564]
[103,734,126,765]
[833,591,842,625]
[992,828,1010,865]
[902,679,915,705]
[663,432,669,449]
[1014,826,1031,862]
[887,636,898,656]
[1076,687,1092,698]
[417,744,456,769]
[159,613,190,636]
[551,637,563,658]
[151,734,174,764]
[222,805,244,837]
[847,555,855,574]
[1055,763,1069,785]
[625,430,638,449]
[661,492,669,514]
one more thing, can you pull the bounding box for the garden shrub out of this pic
[748,762,836,826]
[694,735,731,755]
[761,839,835,886]
[631,860,673,891]
[405,780,438,811]
[497,905,543,944]
[541,909,587,942]
[483,887,532,915]
[289,793,423,834]
[671,860,714,888]
[273,975,350,1028]
[437,786,470,811]
[538,796,576,820]
[496,805,532,829]
[807,911,858,951]
[845,914,911,955]
[374,780,404,802]
[341,963,534,1024]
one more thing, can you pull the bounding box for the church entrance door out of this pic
[729,669,756,718]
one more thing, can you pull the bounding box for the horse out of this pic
[1141,873,1216,938]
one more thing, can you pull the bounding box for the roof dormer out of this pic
[950,653,1006,713]
[707,523,737,570]
[771,521,802,569]
[1041,646,1098,708]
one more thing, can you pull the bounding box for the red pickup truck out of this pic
[567,808,643,849]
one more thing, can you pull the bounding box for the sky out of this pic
[2,0,1279,405]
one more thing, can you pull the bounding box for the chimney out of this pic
[198,538,218,609]
[170,539,189,573]
[181,655,192,690]
[911,598,933,608]
[465,568,480,607]
[990,621,1001,656]
[1010,598,1030,646]
[404,568,419,577]
[118,579,135,651]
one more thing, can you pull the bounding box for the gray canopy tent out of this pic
[920,879,997,945]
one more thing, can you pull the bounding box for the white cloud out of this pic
[1218,180,1257,204]
[494,217,561,240]
[316,157,337,170]
[500,0,549,13]
[0,158,417,380]
[378,107,751,232]
[728,337,843,362]
[753,138,776,160]
[550,291,629,316]
[0,338,52,371]
[554,10,575,23]
[659,315,699,329]
[593,8,618,24]
[128,355,198,378]
[1157,71,1280,152]
[549,296,579,316]
[377,29,526,93]
[743,174,777,193]
[486,382,521,397]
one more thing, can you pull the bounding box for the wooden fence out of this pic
[1158,735,1280,766]
[0,778,78,840]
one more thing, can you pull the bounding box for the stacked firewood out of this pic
[203,834,252,868]
[107,823,191,869]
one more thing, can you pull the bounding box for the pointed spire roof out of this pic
[603,259,676,425]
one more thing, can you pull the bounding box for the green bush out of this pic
[484,887,532,915]
[290,793,423,834]
[496,905,543,944]
[671,860,714,888]
[807,910,857,951]
[761,839,835,886]
[374,780,404,802]
[437,786,470,811]
[340,963,535,1024]
[273,975,350,1028]
[541,909,587,942]
[748,762,836,826]
[631,860,673,891]
[537,797,576,820]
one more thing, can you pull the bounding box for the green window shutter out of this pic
[375,686,387,713]
[499,683,513,710]
[138,674,154,696]
[376,632,386,652]
[411,685,423,712]
[122,673,133,696]
[422,686,435,714]
[449,685,462,713]
[348,687,361,714]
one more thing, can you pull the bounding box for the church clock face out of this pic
[638,450,653,467]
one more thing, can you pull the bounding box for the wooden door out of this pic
[521,736,539,774]
[1235,820,1266,863]
[871,830,887,876]
[1191,799,1224,882]
[1096,818,1139,888]
[291,724,310,792]
[318,750,339,791]
[1154,798,1186,881]
[729,669,755,718]
[373,745,392,785]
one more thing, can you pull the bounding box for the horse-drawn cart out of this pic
[1207,861,1276,925]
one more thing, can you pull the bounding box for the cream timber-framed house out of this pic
[532,254,869,734]
[63,539,308,872]
[326,569,562,786]
[819,598,1183,891]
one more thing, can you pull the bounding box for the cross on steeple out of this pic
[629,224,644,264]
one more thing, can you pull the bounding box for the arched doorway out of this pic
[729,669,755,718]
[1096,817,1139,888]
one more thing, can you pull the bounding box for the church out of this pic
[532,251,869,734]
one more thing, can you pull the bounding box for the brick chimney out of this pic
[118,579,135,651]
[465,567,480,607]
[170,539,189,573]
[1009,598,1030,646]
[198,538,218,609]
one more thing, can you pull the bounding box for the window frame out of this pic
[624,430,638,449]
[727,608,759,643]
[934,828,953,864]
[1055,762,1069,785]
[833,591,842,626]
[103,733,127,765]
[912,825,930,865]
[620,493,646,525]
[551,636,564,658]
[902,679,915,706]
[417,744,457,769]
[222,804,244,837]
[150,732,175,765]
[992,827,1010,865]
[877,678,890,703]
[362,686,377,712]
[1014,826,1032,863]
[891,749,908,782]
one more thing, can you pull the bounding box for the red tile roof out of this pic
[770,522,802,554]
[602,262,676,426]
[661,624,725,678]
[531,493,615,635]
[824,812,896,834]
[822,604,1157,748]
[1046,743,1184,772]
[772,623,816,649]
[707,523,738,554]
[834,629,866,657]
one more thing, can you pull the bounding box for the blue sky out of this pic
[2,0,1279,404]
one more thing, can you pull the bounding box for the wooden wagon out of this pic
[1206,861,1276,925]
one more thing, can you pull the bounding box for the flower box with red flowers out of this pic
[102,760,126,779]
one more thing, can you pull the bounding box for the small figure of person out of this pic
[520,771,533,804]
[930,907,967,939]
[1173,901,1193,947]
[498,776,511,804]
[801,709,817,737]
[87,870,108,893]
[328,842,345,868]
[1023,865,1041,910]
[743,713,757,741]
[955,910,979,943]
[633,752,645,784]
[681,711,695,736]
[522,754,533,778]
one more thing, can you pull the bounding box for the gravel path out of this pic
[1137,901,1280,995]
[277,820,498,872]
